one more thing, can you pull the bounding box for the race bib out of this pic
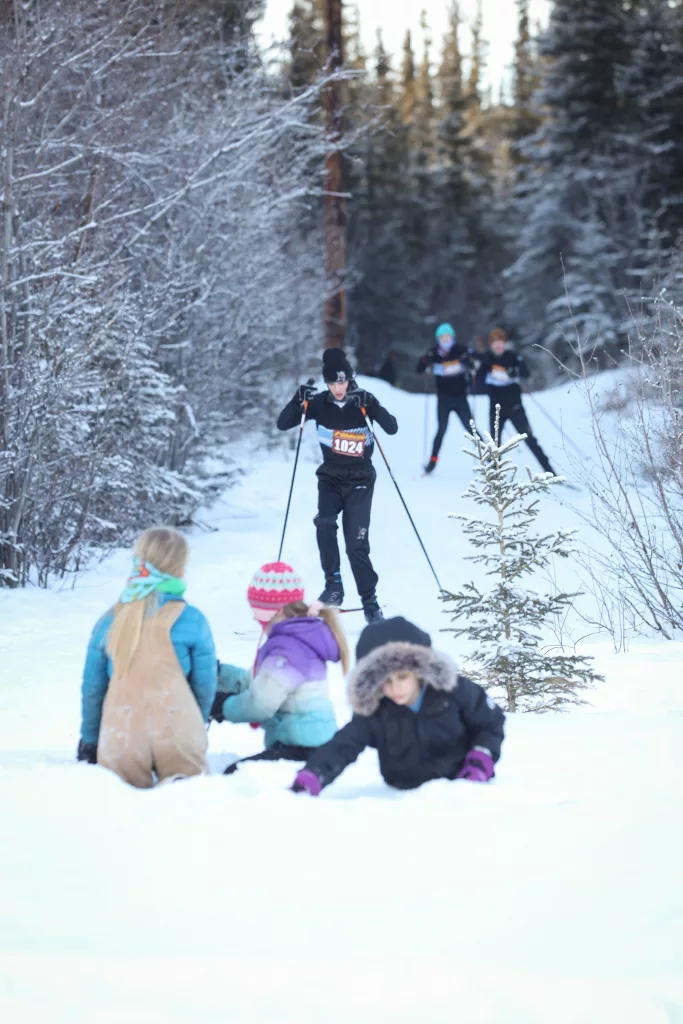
[331,430,366,457]
[489,365,511,385]
[442,359,464,377]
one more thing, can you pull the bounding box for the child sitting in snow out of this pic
[79,527,217,788]
[210,562,348,773]
[291,616,505,795]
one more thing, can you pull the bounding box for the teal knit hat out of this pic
[435,323,455,341]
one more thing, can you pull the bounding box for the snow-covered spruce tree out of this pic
[503,0,634,365]
[442,411,602,712]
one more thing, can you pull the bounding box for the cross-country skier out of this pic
[289,616,505,795]
[276,349,398,624]
[210,561,347,772]
[475,328,555,475]
[417,323,475,475]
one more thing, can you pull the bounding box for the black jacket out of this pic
[475,350,529,403]
[277,386,398,472]
[303,641,505,791]
[417,343,473,398]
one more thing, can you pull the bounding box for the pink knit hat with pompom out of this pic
[247,562,305,613]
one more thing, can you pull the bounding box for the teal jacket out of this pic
[218,662,337,749]
[80,594,217,745]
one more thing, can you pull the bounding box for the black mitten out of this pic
[77,739,98,764]
[210,691,229,724]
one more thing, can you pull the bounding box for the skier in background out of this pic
[276,348,398,625]
[417,323,475,475]
[475,328,555,474]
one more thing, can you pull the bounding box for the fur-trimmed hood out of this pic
[348,641,459,717]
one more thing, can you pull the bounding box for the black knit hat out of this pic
[322,348,355,383]
[355,616,431,662]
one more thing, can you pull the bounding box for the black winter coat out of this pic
[303,641,505,791]
[277,386,398,472]
[416,343,473,398]
[475,350,529,404]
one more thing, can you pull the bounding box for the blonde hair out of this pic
[489,327,507,343]
[107,527,189,677]
[270,600,350,675]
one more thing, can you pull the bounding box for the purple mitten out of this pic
[291,769,322,796]
[457,749,494,783]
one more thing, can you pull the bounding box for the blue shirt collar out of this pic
[408,688,425,714]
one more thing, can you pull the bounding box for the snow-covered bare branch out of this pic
[0,0,327,585]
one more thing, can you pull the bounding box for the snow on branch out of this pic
[0,0,328,586]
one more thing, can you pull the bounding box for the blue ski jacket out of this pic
[80,594,217,745]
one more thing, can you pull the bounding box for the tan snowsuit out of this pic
[97,602,208,788]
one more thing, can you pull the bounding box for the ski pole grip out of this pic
[304,379,315,415]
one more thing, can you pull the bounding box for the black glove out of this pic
[349,389,377,415]
[512,354,529,377]
[77,739,97,764]
[293,380,316,407]
[210,691,230,724]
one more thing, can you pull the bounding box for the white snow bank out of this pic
[1,374,682,1021]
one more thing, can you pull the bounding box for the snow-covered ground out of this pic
[1,376,682,1023]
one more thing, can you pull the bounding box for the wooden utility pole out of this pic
[323,0,346,349]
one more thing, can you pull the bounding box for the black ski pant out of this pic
[490,400,554,474]
[314,467,378,600]
[224,742,314,775]
[431,394,474,459]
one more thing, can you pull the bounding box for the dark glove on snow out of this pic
[77,739,98,764]
[293,380,316,407]
[209,691,230,724]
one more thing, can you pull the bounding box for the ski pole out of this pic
[362,408,444,593]
[277,380,314,561]
[423,377,430,465]
[526,392,589,460]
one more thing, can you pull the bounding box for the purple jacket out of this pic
[221,616,340,747]
[256,617,340,684]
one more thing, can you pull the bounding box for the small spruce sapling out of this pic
[442,407,602,712]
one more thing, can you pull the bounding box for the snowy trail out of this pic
[1,376,682,1022]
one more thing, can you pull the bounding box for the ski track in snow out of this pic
[1,376,682,1023]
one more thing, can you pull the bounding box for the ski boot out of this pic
[423,456,438,475]
[362,595,384,625]
[318,572,344,607]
